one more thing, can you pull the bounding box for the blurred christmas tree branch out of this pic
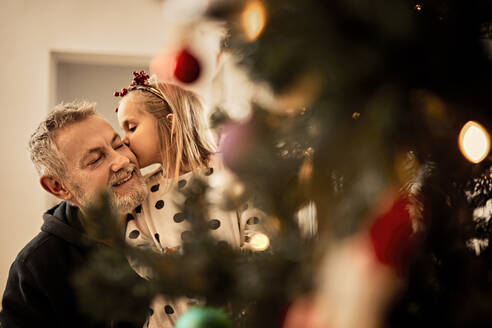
[73,0,492,326]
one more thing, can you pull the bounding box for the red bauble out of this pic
[369,196,415,276]
[174,48,201,84]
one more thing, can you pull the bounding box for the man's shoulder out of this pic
[14,230,76,272]
[15,231,56,264]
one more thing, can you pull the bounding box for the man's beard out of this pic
[70,164,148,214]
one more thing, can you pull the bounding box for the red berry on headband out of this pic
[114,91,120,97]
[115,107,119,112]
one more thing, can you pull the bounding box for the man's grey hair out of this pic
[28,101,97,179]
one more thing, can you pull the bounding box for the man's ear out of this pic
[40,175,73,201]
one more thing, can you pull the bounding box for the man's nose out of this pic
[111,152,131,172]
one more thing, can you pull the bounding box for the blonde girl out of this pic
[114,71,263,327]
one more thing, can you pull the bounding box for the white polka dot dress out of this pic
[124,155,265,327]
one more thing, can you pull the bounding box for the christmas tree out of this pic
[75,0,492,327]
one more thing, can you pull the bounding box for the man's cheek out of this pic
[124,149,138,166]
[91,172,110,189]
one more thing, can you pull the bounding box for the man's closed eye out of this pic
[89,155,103,166]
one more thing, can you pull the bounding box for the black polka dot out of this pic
[164,305,174,314]
[129,230,140,239]
[155,200,165,209]
[205,167,214,176]
[150,184,160,192]
[247,216,260,225]
[178,179,187,189]
[208,219,221,230]
[149,308,154,316]
[126,214,135,222]
[135,205,142,213]
[154,233,160,243]
[181,231,192,242]
[173,212,186,223]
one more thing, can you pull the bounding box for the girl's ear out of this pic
[166,113,175,135]
[40,175,73,202]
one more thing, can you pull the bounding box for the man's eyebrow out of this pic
[111,133,121,144]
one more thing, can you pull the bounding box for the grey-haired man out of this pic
[0,102,148,327]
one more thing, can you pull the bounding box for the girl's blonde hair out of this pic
[126,82,216,183]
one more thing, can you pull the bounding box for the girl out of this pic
[114,71,264,327]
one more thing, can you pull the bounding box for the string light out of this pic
[352,112,360,120]
[458,121,490,163]
[415,4,422,11]
[242,1,266,41]
[250,233,270,251]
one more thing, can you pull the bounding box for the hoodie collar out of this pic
[41,201,95,248]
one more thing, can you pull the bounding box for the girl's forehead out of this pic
[120,96,147,117]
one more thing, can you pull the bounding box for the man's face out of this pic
[55,115,148,213]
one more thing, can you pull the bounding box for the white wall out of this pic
[57,61,148,133]
[0,0,168,296]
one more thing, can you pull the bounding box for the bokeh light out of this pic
[458,121,490,163]
[242,1,266,41]
[250,233,270,251]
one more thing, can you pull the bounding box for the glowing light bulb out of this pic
[415,4,422,11]
[242,1,266,41]
[250,233,270,251]
[458,121,490,163]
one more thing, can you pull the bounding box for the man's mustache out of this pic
[109,163,137,186]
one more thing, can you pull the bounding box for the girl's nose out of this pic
[122,135,130,146]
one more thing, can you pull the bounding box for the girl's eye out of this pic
[128,124,136,132]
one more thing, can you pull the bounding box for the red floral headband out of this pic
[113,70,166,112]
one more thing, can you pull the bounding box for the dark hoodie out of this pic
[0,201,142,328]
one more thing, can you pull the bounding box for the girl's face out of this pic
[117,96,161,168]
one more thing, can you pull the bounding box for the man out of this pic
[0,102,148,327]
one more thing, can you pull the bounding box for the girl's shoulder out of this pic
[141,153,226,186]
[143,164,164,185]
